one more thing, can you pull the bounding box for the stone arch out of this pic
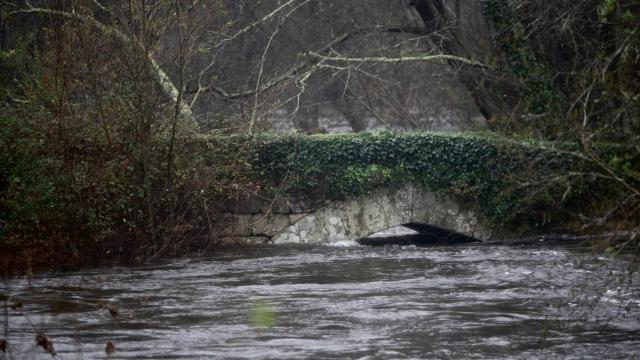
[272,183,498,244]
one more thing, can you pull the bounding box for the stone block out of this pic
[261,197,292,214]
[219,214,253,237]
[263,214,291,236]
[221,194,264,214]
[289,198,319,213]
[218,214,237,236]
[250,215,268,236]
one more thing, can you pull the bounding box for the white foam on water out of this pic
[327,239,360,247]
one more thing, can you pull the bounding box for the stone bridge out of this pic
[208,132,567,245]
[218,183,502,245]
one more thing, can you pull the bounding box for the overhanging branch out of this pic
[194,25,465,101]
[12,3,196,122]
[190,32,351,99]
[308,53,487,68]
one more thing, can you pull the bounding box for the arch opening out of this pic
[357,223,481,247]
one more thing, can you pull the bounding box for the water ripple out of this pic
[3,245,639,359]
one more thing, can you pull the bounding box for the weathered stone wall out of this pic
[218,183,501,245]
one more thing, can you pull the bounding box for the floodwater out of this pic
[2,244,639,359]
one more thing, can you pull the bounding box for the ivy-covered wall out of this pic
[205,131,596,234]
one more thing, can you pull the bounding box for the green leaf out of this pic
[250,300,277,329]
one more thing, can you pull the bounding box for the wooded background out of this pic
[1,0,638,272]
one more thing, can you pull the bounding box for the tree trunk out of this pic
[408,0,505,121]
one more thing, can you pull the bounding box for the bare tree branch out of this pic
[190,32,351,99]
[308,53,487,67]
[214,0,311,48]
[13,3,196,123]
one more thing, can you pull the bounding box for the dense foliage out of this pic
[482,0,639,140]
[205,132,615,234]
[0,13,205,273]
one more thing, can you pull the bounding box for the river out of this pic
[2,244,639,359]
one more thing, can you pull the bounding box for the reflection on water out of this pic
[2,244,639,359]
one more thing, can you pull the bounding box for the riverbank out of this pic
[1,229,225,277]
